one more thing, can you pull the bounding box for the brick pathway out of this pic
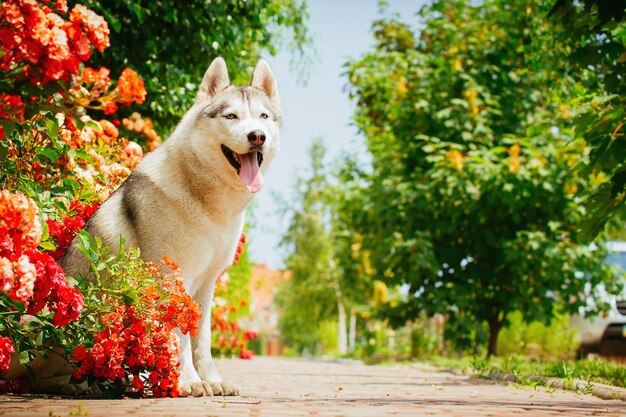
[1,357,625,417]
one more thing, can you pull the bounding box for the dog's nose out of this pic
[247,130,266,146]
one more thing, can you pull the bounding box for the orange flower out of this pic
[508,144,521,173]
[99,119,119,142]
[161,256,179,271]
[445,149,464,171]
[10,254,36,302]
[0,190,42,248]
[116,68,147,105]
[81,66,110,88]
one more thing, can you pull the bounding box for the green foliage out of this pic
[224,233,252,320]
[469,356,491,374]
[3,229,191,388]
[67,231,155,351]
[497,311,579,360]
[82,0,312,133]
[316,320,339,354]
[543,359,626,388]
[210,232,255,359]
[0,1,267,392]
[548,1,626,239]
[0,112,99,202]
[342,0,622,357]
[443,313,488,356]
[469,355,626,389]
[355,321,394,361]
[275,140,339,353]
[409,317,443,357]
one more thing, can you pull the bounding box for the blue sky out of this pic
[248,1,426,268]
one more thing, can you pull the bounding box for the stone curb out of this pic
[489,372,626,401]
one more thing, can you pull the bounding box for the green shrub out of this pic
[497,311,579,360]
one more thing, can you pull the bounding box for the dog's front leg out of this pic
[176,329,214,396]
[191,278,241,396]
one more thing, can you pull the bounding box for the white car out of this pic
[570,241,626,355]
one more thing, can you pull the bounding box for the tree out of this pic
[548,0,626,240]
[81,0,312,133]
[275,140,349,354]
[342,0,622,357]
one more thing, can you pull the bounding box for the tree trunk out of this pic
[486,314,506,358]
[337,299,348,355]
[348,308,357,353]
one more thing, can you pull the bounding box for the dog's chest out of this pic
[168,216,243,288]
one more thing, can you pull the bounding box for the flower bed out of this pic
[0,0,256,398]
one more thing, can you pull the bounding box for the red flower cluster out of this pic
[212,300,256,360]
[72,257,201,397]
[0,377,30,394]
[211,234,257,359]
[0,190,84,331]
[241,330,258,359]
[73,305,181,397]
[68,4,109,52]
[0,93,23,145]
[232,234,246,266]
[0,190,41,302]
[160,257,201,337]
[244,330,258,341]
[25,248,83,326]
[0,253,36,303]
[46,200,99,260]
[0,189,41,249]
[0,336,14,372]
[0,94,25,127]
[239,348,254,360]
[0,0,110,84]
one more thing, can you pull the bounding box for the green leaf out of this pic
[37,148,59,163]
[39,241,57,251]
[19,350,33,365]
[83,119,103,132]
[44,116,60,139]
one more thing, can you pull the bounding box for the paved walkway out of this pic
[1,357,625,417]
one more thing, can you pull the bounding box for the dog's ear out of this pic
[197,57,230,102]
[250,59,280,109]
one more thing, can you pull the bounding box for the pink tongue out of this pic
[239,151,264,193]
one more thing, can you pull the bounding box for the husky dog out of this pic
[7,57,281,396]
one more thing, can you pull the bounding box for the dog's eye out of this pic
[260,113,269,120]
[224,113,238,120]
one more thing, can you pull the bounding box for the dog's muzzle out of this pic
[221,145,263,173]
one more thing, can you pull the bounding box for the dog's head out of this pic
[190,57,282,194]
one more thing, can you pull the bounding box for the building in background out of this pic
[244,264,290,355]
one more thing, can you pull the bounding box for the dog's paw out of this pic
[206,380,240,396]
[178,380,213,397]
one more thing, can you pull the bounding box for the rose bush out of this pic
[0,0,255,397]
[212,234,258,360]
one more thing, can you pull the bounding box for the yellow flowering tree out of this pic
[341,0,621,357]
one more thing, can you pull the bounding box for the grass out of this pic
[422,355,626,389]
